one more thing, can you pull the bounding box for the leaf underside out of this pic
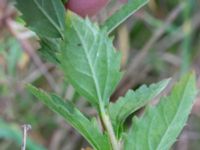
[109,79,170,138]
[27,85,111,150]
[59,13,122,107]
[125,73,197,150]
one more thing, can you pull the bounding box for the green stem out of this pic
[100,104,119,150]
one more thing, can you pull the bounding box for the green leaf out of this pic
[109,79,170,138]
[61,0,68,4]
[27,85,111,150]
[101,0,148,34]
[15,0,65,38]
[59,13,122,107]
[39,38,61,64]
[125,73,197,150]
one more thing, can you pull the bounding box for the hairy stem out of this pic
[100,104,119,150]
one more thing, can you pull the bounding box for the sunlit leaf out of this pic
[59,13,122,107]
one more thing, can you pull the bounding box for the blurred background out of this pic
[0,0,200,149]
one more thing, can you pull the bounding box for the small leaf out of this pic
[109,79,170,138]
[124,73,197,150]
[16,0,65,38]
[59,13,122,107]
[101,0,148,34]
[27,85,111,150]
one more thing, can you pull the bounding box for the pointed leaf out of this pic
[125,73,197,150]
[16,0,65,38]
[27,85,111,150]
[109,79,170,137]
[101,0,148,34]
[59,13,122,107]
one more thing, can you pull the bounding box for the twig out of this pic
[21,124,32,150]
[22,64,54,84]
[112,3,185,99]
[154,12,200,52]
[5,18,58,92]
[117,24,130,67]
[126,2,185,79]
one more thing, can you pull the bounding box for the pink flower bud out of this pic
[65,0,109,17]
[119,0,128,4]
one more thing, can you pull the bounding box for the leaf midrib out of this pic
[34,0,63,37]
[155,80,190,150]
[50,0,64,30]
[71,19,104,105]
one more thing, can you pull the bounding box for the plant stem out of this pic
[21,124,32,150]
[100,104,119,150]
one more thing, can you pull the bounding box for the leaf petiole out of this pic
[99,103,120,150]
